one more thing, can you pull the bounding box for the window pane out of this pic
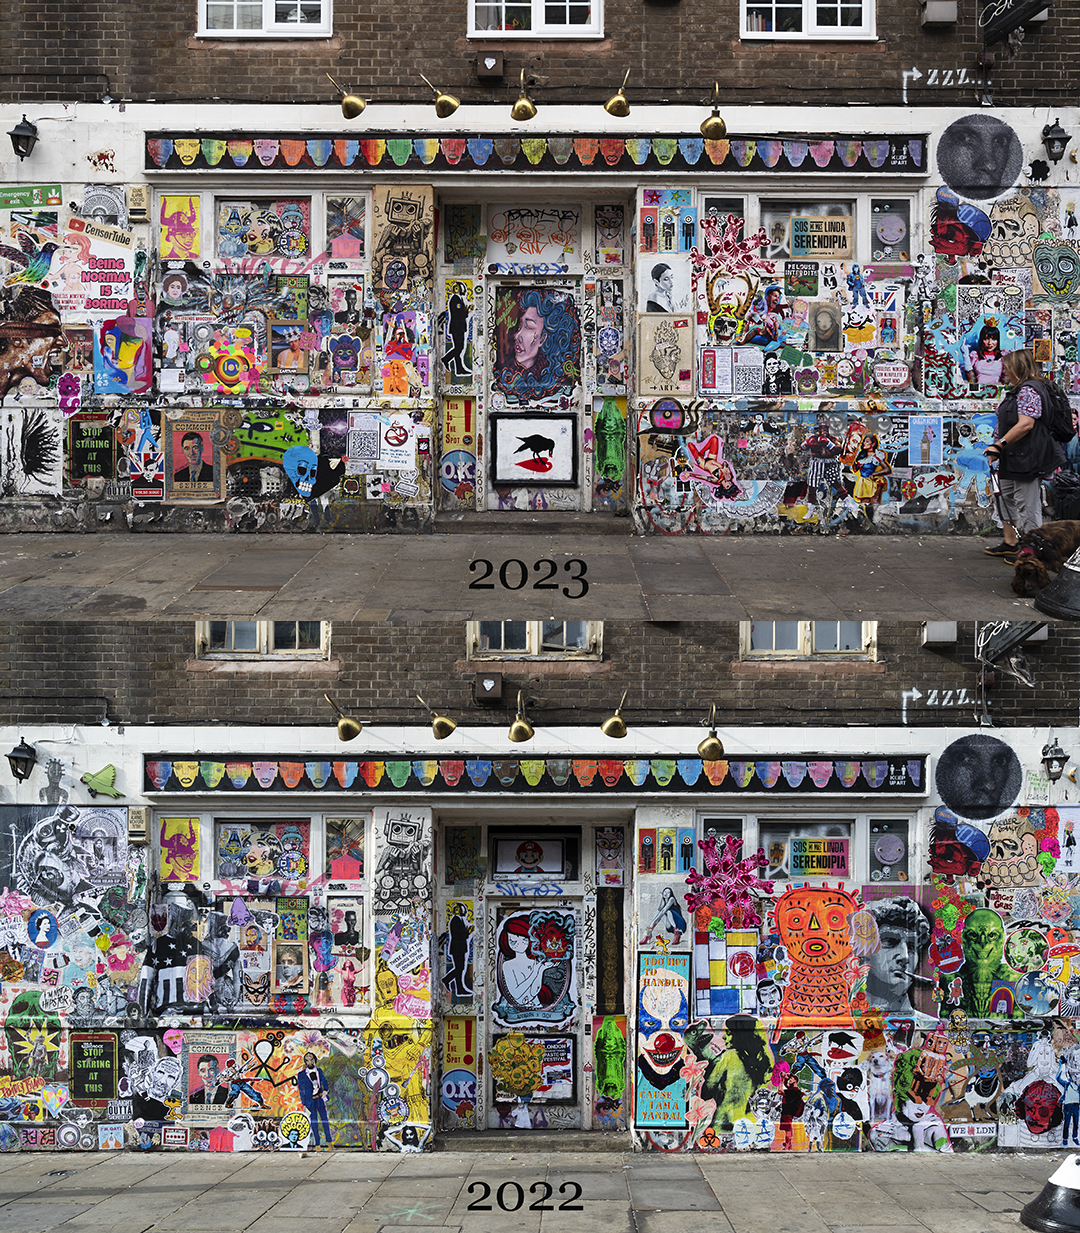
[814,621,840,651]
[296,621,322,649]
[505,2,532,28]
[237,2,262,27]
[206,3,236,27]
[478,620,528,651]
[272,621,296,651]
[837,621,863,650]
[502,621,528,650]
[208,621,228,649]
[750,621,798,652]
[230,621,258,651]
[541,620,589,651]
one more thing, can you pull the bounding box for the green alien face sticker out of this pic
[1034,236,1080,302]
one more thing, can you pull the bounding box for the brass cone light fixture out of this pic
[600,690,629,738]
[699,82,727,141]
[324,693,362,741]
[604,69,631,118]
[326,72,367,120]
[417,694,457,740]
[511,69,538,122]
[419,72,460,119]
[508,690,535,742]
[696,703,725,762]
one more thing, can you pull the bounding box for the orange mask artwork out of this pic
[773,883,859,1030]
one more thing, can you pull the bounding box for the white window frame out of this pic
[741,0,874,40]
[740,621,878,660]
[197,0,332,39]
[196,620,332,660]
[468,0,603,39]
[466,620,603,660]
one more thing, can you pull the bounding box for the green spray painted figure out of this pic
[593,397,626,483]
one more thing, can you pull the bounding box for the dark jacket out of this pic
[996,380,1064,480]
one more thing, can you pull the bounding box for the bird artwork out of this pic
[80,765,124,798]
[0,233,60,288]
[513,433,556,473]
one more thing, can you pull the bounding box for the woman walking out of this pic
[983,349,1063,560]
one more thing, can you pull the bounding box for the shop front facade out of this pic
[1,717,1076,1153]
[0,99,1078,535]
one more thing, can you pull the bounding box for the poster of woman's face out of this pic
[808,302,843,352]
[636,254,693,315]
[493,286,581,406]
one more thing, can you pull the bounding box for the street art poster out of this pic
[635,952,690,1128]
[93,316,153,395]
[491,908,578,1029]
[492,285,581,407]
[159,816,199,882]
[0,408,64,496]
[595,827,625,888]
[370,185,434,293]
[442,900,474,1003]
[443,204,485,264]
[487,206,581,268]
[440,396,476,508]
[490,414,577,486]
[325,816,364,879]
[638,316,693,397]
[593,1015,628,1129]
[441,1016,478,1127]
[595,203,625,266]
[159,195,200,260]
[326,195,366,260]
[162,410,224,503]
[440,278,474,384]
[328,896,363,955]
[637,254,693,314]
[214,819,310,888]
[215,198,310,259]
[492,1034,575,1103]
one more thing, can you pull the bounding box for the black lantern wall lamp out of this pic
[1042,118,1070,164]
[7,116,39,161]
[6,737,37,781]
[1042,738,1069,781]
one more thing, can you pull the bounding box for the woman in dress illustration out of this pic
[497,917,557,1010]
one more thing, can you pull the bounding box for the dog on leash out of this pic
[1011,520,1080,596]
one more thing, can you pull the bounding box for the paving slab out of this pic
[545,1171,628,1201]
[352,1195,457,1224]
[538,1199,634,1233]
[635,1213,737,1233]
[0,1201,96,1230]
[957,1191,1026,1213]
[627,1179,722,1210]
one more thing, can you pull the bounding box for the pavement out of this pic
[0,528,1059,622]
[0,1144,1065,1233]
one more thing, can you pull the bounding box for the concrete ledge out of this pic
[729,659,887,675]
[184,657,342,676]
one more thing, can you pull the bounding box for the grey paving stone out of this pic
[0,1202,95,1230]
[352,1195,456,1223]
[957,1191,1024,1213]
[538,1200,634,1233]
[635,1213,736,1233]
[627,1179,721,1211]
[544,1172,629,1201]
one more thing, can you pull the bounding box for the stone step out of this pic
[434,1129,632,1152]
[433,511,631,536]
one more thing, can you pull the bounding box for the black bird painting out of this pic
[514,433,555,462]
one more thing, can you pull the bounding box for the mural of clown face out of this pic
[637,976,689,1089]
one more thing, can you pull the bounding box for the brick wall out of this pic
[1,621,1075,729]
[2,0,1076,106]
